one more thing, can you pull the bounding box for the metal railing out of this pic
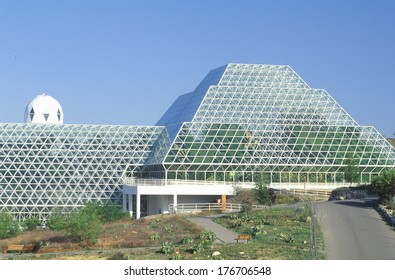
[123,177,345,190]
[274,188,332,198]
[123,177,255,187]
[123,178,167,186]
[270,182,345,189]
[168,203,267,213]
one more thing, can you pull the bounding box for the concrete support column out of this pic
[173,194,178,214]
[122,194,127,211]
[128,194,133,218]
[136,192,141,219]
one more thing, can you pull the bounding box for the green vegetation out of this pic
[199,230,216,242]
[82,201,130,223]
[65,210,102,244]
[161,241,175,254]
[213,206,324,260]
[47,213,69,232]
[0,213,20,239]
[369,169,395,202]
[0,205,324,260]
[253,172,272,205]
[342,157,361,187]
[22,217,41,231]
[1,200,129,244]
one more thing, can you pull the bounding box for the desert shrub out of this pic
[150,233,160,240]
[0,213,20,239]
[82,201,129,223]
[161,241,174,254]
[369,169,395,201]
[47,213,69,232]
[274,194,301,205]
[200,230,216,243]
[277,233,295,243]
[230,189,259,205]
[23,217,41,231]
[181,237,194,244]
[242,202,253,213]
[170,253,183,260]
[164,225,173,232]
[65,210,102,244]
[190,242,206,254]
[249,224,265,237]
[253,185,272,205]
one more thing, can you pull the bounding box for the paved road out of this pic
[315,198,395,259]
[187,217,239,243]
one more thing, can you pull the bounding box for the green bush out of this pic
[181,237,194,244]
[81,201,129,223]
[200,230,216,243]
[161,241,174,254]
[190,242,206,254]
[150,233,160,240]
[47,213,69,232]
[253,185,272,205]
[47,206,103,244]
[274,194,301,205]
[164,225,173,232]
[170,253,183,260]
[0,213,20,239]
[230,189,259,205]
[369,169,395,201]
[65,210,102,244]
[23,217,41,231]
[241,202,252,213]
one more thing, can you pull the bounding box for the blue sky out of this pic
[1,0,394,137]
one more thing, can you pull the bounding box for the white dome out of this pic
[24,94,64,124]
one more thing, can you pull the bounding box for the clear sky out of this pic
[1,0,394,137]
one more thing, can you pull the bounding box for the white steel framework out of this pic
[0,123,168,220]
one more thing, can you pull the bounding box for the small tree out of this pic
[369,169,395,201]
[342,157,361,187]
[253,172,272,205]
[0,213,20,239]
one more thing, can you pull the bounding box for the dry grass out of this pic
[0,214,202,255]
[1,209,324,260]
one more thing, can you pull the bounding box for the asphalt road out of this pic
[315,198,395,259]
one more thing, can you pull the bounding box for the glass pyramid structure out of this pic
[156,63,395,185]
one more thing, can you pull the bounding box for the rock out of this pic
[212,251,221,257]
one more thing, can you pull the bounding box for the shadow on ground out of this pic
[333,198,379,208]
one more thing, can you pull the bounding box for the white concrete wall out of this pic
[124,183,235,217]
[146,194,228,216]
[177,195,221,204]
[148,195,173,214]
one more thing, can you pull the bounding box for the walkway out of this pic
[187,216,239,244]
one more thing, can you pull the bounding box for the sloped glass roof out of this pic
[159,63,395,183]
